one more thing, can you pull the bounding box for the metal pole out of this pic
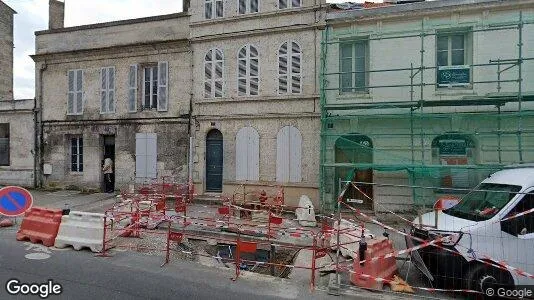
[517,11,524,163]
[410,63,415,164]
[335,194,341,288]
[419,20,425,166]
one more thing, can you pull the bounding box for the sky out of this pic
[3,0,375,99]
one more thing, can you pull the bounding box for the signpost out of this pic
[0,186,33,217]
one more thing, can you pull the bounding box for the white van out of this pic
[411,167,534,292]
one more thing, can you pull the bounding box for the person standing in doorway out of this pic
[103,157,114,193]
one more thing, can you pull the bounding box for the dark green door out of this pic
[206,130,223,192]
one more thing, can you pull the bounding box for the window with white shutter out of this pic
[238,0,258,14]
[157,61,168,111]
[67,69,84,115]
[237,45,259,97]
[276,126,302,183]
[204,49,224,98]
[135,133,157,182]
[235,127,259,181]
[100,67,115,114]
[278,41,301,94]
[205,0,223,19]
[279,0,300,9]
[128,65,138,112]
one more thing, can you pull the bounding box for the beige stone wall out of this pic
[190,0,326,206]
[0,99,35,187]
[0,1,14,100]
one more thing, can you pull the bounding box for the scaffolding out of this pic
[319,9,534,213]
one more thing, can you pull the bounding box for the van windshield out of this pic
[443,183,521,221]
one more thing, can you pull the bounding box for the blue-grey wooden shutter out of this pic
[235,127,259,181]
[128,65,138,112]
[135,133,158,181]
[157,61,168,111]
[276,126,302,182]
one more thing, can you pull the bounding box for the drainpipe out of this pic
[37,62,47,188]
[33,97,38,188]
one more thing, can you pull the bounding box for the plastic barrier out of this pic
[351,237,397,290]
[16,207,63,247]
[54,211,105,252]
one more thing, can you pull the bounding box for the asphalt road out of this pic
[0,226,334,300]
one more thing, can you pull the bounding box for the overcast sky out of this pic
[4,0,372,99]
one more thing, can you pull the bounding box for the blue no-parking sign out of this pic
[0,186,33,217]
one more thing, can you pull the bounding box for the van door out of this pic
[500,190,534,285]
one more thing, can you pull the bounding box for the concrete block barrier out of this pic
[16,207,63,247]
[351,237,397,290]
[54,211,105,252]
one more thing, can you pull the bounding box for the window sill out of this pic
[336,93,372,100]
[434,87,475,97]
[69,172,83,176]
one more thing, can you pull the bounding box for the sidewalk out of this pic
[28,189,118,212]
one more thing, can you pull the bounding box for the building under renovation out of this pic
[320,0,534,212]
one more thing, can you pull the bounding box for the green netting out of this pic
[319,13,534,213]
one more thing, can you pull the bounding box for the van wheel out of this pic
[465,264,513,299]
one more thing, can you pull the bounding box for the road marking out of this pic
[25,253,51,260]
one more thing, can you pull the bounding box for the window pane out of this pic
[279,0,287,9]
[101,69,107,90]
[205,2,213,19]
[101,91,107,112]
[451,35,464,50]
[205,62,213,80]
[238,59,247,77]
[144,80,151,107]
[108,68,115,89]
[216,1,223,17]
[108,91,114,112]
[291,75,301,93]
[451,49,464,65]
[437,36,448,51]
[238,78,247,96]
[291,54,301,74]
[215,80,223,98]
[251,0,258,13]
[239,47,247,58]
[355,57,365,73]
[215,49,223,61]
[68,71,74,92]
[437,51,448,66]
[250,58,258,77]
[128,89,136,111]
[279,55,288,75]
[279,42,288,55]
[68,93,74,114]
[76,93,83,113]
[292,0,301,8]
[250,46,258,58]
[355,43,365,58]
[341,58,353,91]
[215,62,223,79]
[279,75,288,93]
[76,70,83,91]
[250,77,258,95]
[355,74,366,91]
[340,44,352,59]
[239,0,246,14]
[204,81,212,98]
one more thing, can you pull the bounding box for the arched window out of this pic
[237,45,259,96]
[279,41,301,94]
[278,0,301,9]
[235,127,259,181]
[204,49,224,98]
[276,126,302,182]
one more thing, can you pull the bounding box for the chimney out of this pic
[49,0,64,30]
[183,0,190,14]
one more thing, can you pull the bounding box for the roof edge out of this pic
[0,0,17,14]
[36,12,188,36]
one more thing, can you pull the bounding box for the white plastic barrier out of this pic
[330,219,374,258]
[295,195,317,227]
[54,211,105,252]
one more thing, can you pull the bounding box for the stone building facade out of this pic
[190,0,326,207]
[0,1,36,187]
[33,1,191,191]
[0,0,14,101]
[33,0,326,206]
